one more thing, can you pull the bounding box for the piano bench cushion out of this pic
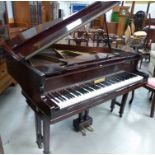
[146,78,155,89]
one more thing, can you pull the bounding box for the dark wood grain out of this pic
[8,2,119,61]
[3,1,148,153]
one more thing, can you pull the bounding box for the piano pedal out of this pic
[80,128,86,136]
[73,115,93,133]
[86,126,94,132]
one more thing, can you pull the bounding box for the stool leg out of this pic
[149,91,153,101]
[129,91,135,105]
[110,98,116,112]
[150,93,155,118]
[119,93,128,117]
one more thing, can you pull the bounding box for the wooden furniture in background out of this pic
[0,57,16,94]
[105,22,118,34]
[145,25,155,43]
[91,16,104,29]
[116,6,130,36]
[13,1,31,27]
[12,1,59,27]
[0,6,16,94]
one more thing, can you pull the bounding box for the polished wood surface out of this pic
[6,2,119,61]
[3,1,148,153]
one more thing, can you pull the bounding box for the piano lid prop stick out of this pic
[103,13,111,50]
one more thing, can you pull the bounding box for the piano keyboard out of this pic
[46,71,143,109]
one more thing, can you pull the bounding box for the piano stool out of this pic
[129,78,155,117]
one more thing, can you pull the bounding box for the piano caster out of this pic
[36,134,43,149]
[43,150,50,154]
[36,141,43,149]
[119,114,122,118]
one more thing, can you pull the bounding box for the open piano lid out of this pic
[7,1,120,61]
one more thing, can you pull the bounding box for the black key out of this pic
[103,81,111,86]
[72,90,81,96]
[83,84,94,91]
[66,88,80,97]
[53,92,64,102]
[56,92,66,101]
[65,89,75,98]
[47,94,59,103]
[81,85,92,92]
[74,86,88,94]
[94,84,102,89]
[80,86,89,93]
[71,88,82,96]
[95,83,103,88]
[106,79,116,84]
[49,93,60,103]
[88,83,100,90]
[108,77,120,82]
[60,90,72,99]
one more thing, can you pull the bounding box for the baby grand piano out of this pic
[3,1,148,153]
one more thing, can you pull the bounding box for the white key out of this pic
[49,74,143,109]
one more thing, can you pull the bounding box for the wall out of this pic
[5,1,155,23]
[0,1,6,24]
[6,1,13,23]
[125,1,155,18]
[59,1,113,22]
[59,1,155,20]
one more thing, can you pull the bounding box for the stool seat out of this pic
[147,78,155,89]
[133,31,147,38]
[129,77,155,118]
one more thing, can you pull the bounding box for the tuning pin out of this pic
[86,126,94,132]
[80,128,86,136]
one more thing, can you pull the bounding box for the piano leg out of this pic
[35,113,43,149]
[119,93,128,117]
[150,93,155,117]
[43,118,50,154]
